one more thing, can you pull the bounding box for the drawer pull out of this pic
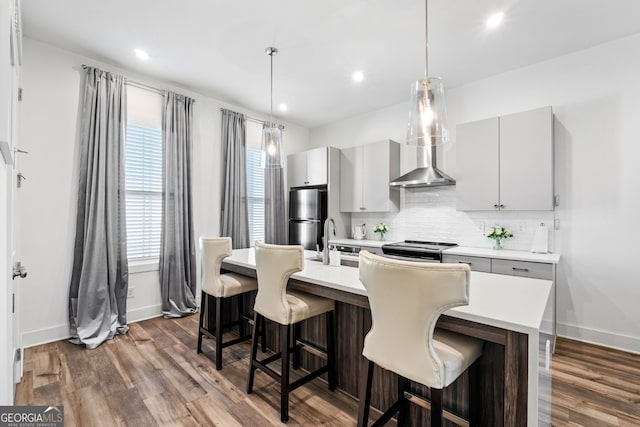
[458,261,472,265]
[512,267,529,272]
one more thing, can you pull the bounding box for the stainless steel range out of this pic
[381,240,458,263]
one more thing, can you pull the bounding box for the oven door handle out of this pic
[381,254,441,263]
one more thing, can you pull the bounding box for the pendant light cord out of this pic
[424,0,429,79]
[266,47,278,128]
[270,50,274,127]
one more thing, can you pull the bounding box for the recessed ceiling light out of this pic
[352,71,364,83]
[134,48,149,61]
[279,103,288,112]
[486,12,504,29]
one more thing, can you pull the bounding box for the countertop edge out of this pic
[444,246,561,264]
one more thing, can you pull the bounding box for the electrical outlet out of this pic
[128,287,135,299]
[518,223,526,233]
[476,221,485,232]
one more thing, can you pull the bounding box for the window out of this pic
[125,86,163,260]
[125,124,162,259]
[246,122,265,244]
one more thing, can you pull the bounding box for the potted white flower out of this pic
[484,226,513,250]
[373,223,389,241]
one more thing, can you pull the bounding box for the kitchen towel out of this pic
[531,223,549,253]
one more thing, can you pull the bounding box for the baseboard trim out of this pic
[22,304,163,349]
[557,322,640,355]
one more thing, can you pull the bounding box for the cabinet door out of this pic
[499,107,553,210]
[456,117,500,211]
[340,146,363,212]
[363,140,393,211]
[287,151,308,188]
[306,147,328,186]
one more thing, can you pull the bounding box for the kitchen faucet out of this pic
[322,218,336,265]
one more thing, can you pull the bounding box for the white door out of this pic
[456,117,500,211]
[363,140,392,212]
[287,150,308,188]
[0,0,23,405]
[339,145,363,212]
[499,106,554,211]
[305,147,327,186]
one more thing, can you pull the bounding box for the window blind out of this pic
[125,123,163,259]
[246,147,265,244]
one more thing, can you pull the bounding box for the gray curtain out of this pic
[220,109,250,249]
[69,67,128,349]
[264,124,287,244]
[159,91,197,318]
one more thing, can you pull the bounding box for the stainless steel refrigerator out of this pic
[288,188,327,250]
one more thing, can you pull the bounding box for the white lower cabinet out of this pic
[443,254,553,280]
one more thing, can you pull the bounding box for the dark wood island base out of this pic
[219,263,529,426]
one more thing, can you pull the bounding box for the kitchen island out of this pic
[221,248,553,426]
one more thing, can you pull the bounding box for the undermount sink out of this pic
[305,255,358,268]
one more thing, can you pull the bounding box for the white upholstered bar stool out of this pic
[357,251,483,427]
[247,241,337,423]
[197,237,260,370]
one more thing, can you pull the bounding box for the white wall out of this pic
[309,34,640,353]
[19,38,309,347]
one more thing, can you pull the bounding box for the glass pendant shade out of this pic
[406,77,449,146]
[261,125,284,168]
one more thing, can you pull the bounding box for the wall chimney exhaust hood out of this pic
[389,145,455,188]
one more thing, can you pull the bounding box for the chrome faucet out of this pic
[322,218,336,265]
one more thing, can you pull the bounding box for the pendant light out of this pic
[261,47,284,168]
[406,0,449,146]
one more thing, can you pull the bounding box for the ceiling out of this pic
[21,0,640,128]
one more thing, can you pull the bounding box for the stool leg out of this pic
[292,323,301,370]
[260,316,267,352]
[469,361,481,426]
[356,358,374,427]
[397,375,409,426]
[326,311,336,391]
[237,295,246,338]
[430,388,443,427]
[246,313,260,394]
[197,290,206,354]
[215,296,223,370]
[280,323,291,423]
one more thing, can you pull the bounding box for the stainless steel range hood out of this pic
[389,145,455,188]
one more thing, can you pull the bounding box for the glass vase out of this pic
[492,238,503,250]
[378,233,386,241]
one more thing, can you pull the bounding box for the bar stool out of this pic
[247,241,336,423]
[357,251,483,427]
[197,237,260,370]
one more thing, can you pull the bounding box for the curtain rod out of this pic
[81,64,195,102]
[219,108,285,130]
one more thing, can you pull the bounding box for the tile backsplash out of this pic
[351,186,555,252]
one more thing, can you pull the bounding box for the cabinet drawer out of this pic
[442,254,491,272]
[490,259,552,280]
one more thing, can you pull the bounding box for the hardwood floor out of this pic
[544,338,640,427]
[15,315,640,426]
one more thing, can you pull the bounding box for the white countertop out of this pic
[224,248,552,336]
[329,238,397,248]
[444,246,561,264]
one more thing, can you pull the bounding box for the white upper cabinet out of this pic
[499,107,554,210]
[340,140,400,212]
[456,106,554,211]
[287,147,328,187]
[456,117,500,211]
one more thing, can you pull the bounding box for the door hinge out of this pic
[554,195,560,207]
[18,88,23,101]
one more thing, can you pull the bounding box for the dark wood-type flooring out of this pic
[15,315,640,426]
